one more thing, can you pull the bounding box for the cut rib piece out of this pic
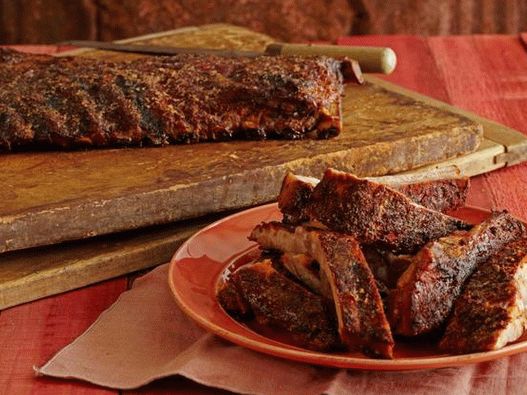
[303,169,470,254]
[440,237,527,353]
[278,173,318,224]
[250,222,394,358]
[395,178,469,213]
[278,172,469,226]
[389,211,526,336]
[217,278,252,319]
[231,259,339,352]
[278,173,469,226]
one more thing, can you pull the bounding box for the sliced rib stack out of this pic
[218,168,527,359]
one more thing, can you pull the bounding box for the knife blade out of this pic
[61,40,396,74]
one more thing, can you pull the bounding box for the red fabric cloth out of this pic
[2,35,527,394]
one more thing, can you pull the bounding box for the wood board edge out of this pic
[56,25,206,57]
[398,138,504,178]
[365,75,527,168]
[0,221,206,310]
[0,128,480,254]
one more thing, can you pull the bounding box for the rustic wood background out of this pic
[1,0,526,44]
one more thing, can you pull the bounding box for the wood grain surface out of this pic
[0,25,483,254]
[0,215,219,310]
[1,32,527,395]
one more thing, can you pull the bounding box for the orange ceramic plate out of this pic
[168,203,527,370]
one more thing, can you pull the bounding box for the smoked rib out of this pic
[395,178,469,213]
[230,259,340,352]
[440,237,527,353]
[0,48,355,151]
[278,172,469,226]
[250,222,394,358]
[216,279,252,319]
[389,211,526,336]
[303,169,470,254]
[278,173,318,224]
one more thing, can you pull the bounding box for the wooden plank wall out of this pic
[1,0,527,44]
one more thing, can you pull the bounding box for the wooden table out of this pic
[1,33,527,394]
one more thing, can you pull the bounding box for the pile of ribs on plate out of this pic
[0,48,359,151]
[218,168,527,359]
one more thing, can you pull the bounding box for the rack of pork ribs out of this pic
[217,168,527,359]
[0,48,360,151]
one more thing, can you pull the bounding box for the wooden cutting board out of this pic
[0,80,482,254]
[2,24,527,309]
[0,25,485,254]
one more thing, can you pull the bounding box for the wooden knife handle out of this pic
[266,43,397,74]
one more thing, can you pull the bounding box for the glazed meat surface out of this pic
[0,48,355,151]
[250,222,394,358]
[278,173,469,225]
[389,211,526,336]
[231,259,339,352]
[303,169,470,254]
[440,237,527,353]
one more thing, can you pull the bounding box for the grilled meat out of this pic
[278,173,318,224]
[395,178,469,213]
[0,48,356,151]
[278,173,468,225]
[278,251,392,305]
[217,279,252,319]
[440,237,527,353]
[362,246,413,289]
[250,222,394,358]
[231,259,339,352]
[303,169,470,254]
[389,211,526,336]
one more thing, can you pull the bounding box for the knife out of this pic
[61,40,397,74]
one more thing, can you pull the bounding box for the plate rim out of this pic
[168,203,527,370]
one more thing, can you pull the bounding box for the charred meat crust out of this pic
[250,222,394,358]
[0,48,354,151]
[278,173,469,227]
[231,259,340,352]
[304,169,470,254]
[317,230,394,359]
[389,211,526,336]
[278,173,318,224]
[216,279,252,319]
[440,238,527,353]
[396,178,469,213]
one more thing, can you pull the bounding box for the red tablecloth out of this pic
[1,34,527,394]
